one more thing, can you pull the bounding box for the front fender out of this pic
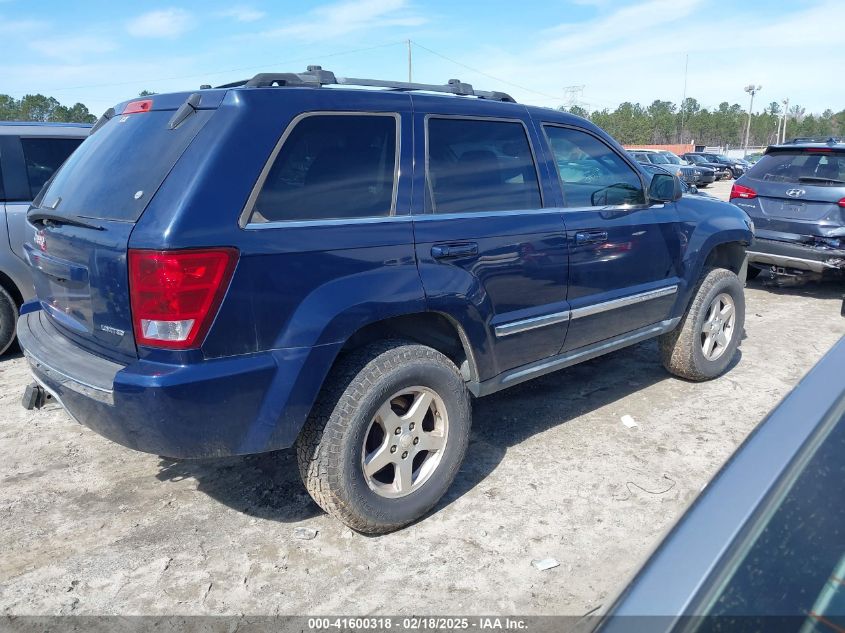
[676,197,753,310]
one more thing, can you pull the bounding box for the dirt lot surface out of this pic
[2,177,843,616]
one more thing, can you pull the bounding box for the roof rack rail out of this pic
[787,136,844,144]
[213,65,516,103]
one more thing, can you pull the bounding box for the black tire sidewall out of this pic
[336,354,470,527]
[0,287,17,356]
[689,272,745,378]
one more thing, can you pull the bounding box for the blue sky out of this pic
[1,0,842,115]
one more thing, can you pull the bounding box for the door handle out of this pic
[575,231,608,245]
[431,243,479,260]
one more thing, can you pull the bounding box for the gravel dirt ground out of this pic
[2,177,843,617]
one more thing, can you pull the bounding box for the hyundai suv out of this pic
[17,67,753,533]
[730,139,845,281]
[0,122,88,355]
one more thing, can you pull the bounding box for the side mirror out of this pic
[648,173,682,203]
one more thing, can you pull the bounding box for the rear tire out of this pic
[0,286,18,357]
[659,268,745,381]
[296,340,471,534]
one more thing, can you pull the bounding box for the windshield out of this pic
[662,153,682,164]
[747,151,845,185]
[34,109,213,222]
[649,154,670,164]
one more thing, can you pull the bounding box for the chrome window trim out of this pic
[494,310,571,338]
[423,113,545,215]
[570,285,678,320]
[239,111,401,229]
[540,122,650,211]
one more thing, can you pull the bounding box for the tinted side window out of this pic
[250,114,397,223]
[20,137,83,199]
[426,118,541,214]
[544,126,644,207]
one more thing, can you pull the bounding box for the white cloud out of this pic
[448,0,844,113]
[259,0,426,41]
[0,16,47,34]
[29,35,117,62]
[218,5,266,22]
[126,8,194,39]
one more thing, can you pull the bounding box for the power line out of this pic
[409,40,562,102]
[42,40,408,93]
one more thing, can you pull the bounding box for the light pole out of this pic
[780,98,789,143]
[743,84,761,156]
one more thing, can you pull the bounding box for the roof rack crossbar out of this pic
[213,66,516,102]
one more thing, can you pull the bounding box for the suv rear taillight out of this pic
[128,248,238,349]
[838,197,845,208]
[730,183,757,200]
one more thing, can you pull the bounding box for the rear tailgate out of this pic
[24,92,223,362]
[741,148,845,238]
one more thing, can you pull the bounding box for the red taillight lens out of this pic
[123,99,153,114]
[730,183,757,200]
[838,198,845,208]
[128,248,238,349]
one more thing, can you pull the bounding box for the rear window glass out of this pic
[248,114,397,223]
[21,137,82,200]
[38,109,212,222]
[748,151,845,185]
[426,118,541,214]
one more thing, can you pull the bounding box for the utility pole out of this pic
[780,98,789,143]
[743,84,762,157]
[407,40,412,83]
[679,54,689,143]
[562,85,586,111]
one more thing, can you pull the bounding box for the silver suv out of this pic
[0,122,89,354]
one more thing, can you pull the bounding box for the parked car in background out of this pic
[684,153,731,180]
[599,334,845,631]
[628,149,702,186]
[656,150,716,187]
[639,163,714,198]
[730,138,845,282]
[0,122,89,355]
[684,152,747,179]
[745,152,764,164]
[18,67,752,533]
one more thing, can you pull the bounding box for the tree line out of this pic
[2,91,842,149]
[564,98,844,148]
[0,94,98,124]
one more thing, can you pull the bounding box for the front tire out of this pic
[296,340,471,534]
[659,268,745,381]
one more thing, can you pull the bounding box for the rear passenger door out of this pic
[540,124,683,352]
[411,102,570,379]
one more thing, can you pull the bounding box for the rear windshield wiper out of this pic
[28,210,105,230]
[798,176,845,185]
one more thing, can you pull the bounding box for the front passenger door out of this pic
[542,124,683,352]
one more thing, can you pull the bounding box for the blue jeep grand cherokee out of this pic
[17,67,753,533]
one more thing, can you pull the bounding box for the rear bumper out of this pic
[747,237,845,273]
[17,309,340,458]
